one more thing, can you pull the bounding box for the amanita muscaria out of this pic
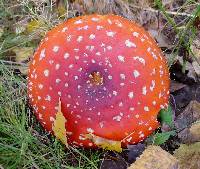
[28,14,170,151]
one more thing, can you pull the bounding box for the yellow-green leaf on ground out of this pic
[56,0,68,18]
[52,99,68,147]
[86,133,122,152]
[12,47,34,75]
[12,47,34,62]
[173,142,200,169]
[26,19,45,34]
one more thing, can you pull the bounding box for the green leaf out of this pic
[153,131,176,145]
[158,105,173,127]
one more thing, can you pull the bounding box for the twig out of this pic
[129,4,195,18]
[0,60,28,67]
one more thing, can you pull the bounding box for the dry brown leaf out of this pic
[74,0,134,19]
[171,55,198,81]
[128,145,179,169]
[148,29,172,48]
[162,0,177,10]
[170,80,186,92]
[178,121,200,144]
[191,38,200,78]
[127,143,145,163]
[191,38,200,63]
[189,122,200,140]
[175,100,200,131]
[74,0,94,13]
[192,61,200,77]
[100,151,128,169]
[173,142,200,169]
[186,63,197,81]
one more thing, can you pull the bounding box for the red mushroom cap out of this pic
[28,14,170,150]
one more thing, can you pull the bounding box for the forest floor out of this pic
[0,0,200,169]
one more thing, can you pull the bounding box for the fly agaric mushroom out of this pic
[28,14,170,151]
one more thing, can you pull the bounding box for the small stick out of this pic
[0,60,28,66]
[130,4,195,18]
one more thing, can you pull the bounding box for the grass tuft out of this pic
[0,64,102,168]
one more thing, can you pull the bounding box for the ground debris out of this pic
[178,121,200,144]
[170,62,196,85]
[191,38,200,63]
[191,38,200,77]
[72,0,134,19]
[100,151,128,169]
[175,100,200,131]
[127,143,145,163]
[173,142,200,169]
[170,80,186,93]
[171,84,200,115]
[192,61,200,77]
[99,143,146,169]
[128,145,179,169]
[148,29,173,48]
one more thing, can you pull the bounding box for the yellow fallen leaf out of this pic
[52,99,68,147]
[86,133,122,152]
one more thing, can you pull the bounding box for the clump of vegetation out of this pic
[0,64,101,168]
